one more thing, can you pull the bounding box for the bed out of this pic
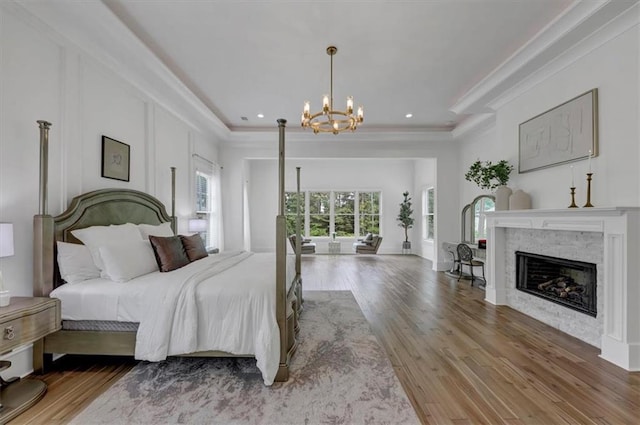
[32,119,302,385]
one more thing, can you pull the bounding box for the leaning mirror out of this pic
[461,195,495,244]
[461,204,472,243]
[471,195,495,243]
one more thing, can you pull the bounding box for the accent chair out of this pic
[456,243,485,286]
[353,234,382,254]
[288,235,316,254]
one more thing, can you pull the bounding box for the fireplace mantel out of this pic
[485,207,640,371]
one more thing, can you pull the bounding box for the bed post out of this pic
[33,120,54,298]
[295,167,301,275]
[170,166,177,234]
[274,118,290,382]
[33,120,55,373]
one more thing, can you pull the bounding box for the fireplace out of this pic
[516,251,597,317]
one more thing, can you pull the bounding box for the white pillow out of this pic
[99,240,159,282]
[71,223,142,274]
[57,241,101,283]
[138,222,174,240]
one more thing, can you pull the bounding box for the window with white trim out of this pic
[422,187,435,241]
[289,190,380,237]
[193,157,222,250]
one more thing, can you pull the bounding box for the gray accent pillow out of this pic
[180,234,208,262]
[149,235,190,272]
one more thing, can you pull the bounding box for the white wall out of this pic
[459,25,640,210]
[221,137,459,263]
[413,158,437,261]
[0,5,218,379]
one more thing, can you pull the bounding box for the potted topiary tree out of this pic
[397,191,414,253]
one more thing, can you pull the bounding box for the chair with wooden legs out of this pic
[456,243,485,286]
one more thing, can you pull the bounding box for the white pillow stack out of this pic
[138,222,174,240]
[99,240,159,282]
[63,222,177,283]
[71,223,145,279]
[57,241,101,284]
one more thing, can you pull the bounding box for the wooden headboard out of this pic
[34,189,173,296]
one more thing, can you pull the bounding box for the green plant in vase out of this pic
[465,159,514,210]
[464,159,513,190]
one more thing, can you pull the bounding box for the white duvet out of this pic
[51,251,293,385]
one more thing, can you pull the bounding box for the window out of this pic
[285,192,306,235]
[195,171,212,246]
[422,187,435,241]
[334,191,355,236]
[359,192,380,235]
[309,192,330,237]
[193,160,222,250]
[293,190,380,237]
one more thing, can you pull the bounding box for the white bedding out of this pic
[50,251,296,385]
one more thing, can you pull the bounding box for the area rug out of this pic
[70,291,420,424]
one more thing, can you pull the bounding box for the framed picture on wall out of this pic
[518,88,598,173]
[101,136,130,182]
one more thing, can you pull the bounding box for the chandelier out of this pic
[301,46,363,134]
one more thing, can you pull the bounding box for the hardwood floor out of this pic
[12,254,640,424]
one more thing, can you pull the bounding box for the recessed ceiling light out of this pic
[405,113,413,118]
[241,116,248,121]
[257,113,264,118]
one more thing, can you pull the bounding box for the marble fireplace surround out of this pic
[485,207,640,371]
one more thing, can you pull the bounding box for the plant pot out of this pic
[402,241,411,254]
[509,189,531,210]
[495,185,512,211]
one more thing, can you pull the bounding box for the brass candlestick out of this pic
[568,187,578,208]
[583,173,594,207]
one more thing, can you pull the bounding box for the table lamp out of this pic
[188,218,207,233]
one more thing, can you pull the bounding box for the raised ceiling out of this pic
[16,1,635,141]
[104,0,575,133]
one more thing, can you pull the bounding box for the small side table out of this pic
[328,241,341,254]
[0,297,61,423]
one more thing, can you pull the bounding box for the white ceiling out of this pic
[17,0,634,141]
[103,0,575,133]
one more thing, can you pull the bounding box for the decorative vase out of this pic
[495,185,512,211]
[509,189,531,210]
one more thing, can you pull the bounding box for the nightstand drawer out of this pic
[0,297,61,354]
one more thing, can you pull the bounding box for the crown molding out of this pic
[225,127,453,147]
[450,0,639,115]
[10,1,230,141]
[451,113,496,140]
[488,2,640,111]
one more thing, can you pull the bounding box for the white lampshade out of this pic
[188,219,207,233]
[0,223,14,258]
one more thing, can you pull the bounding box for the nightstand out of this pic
[0,297,61,423]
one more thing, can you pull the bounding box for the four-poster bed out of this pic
[32,119,302,383]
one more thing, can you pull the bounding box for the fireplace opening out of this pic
[516,251,597,317]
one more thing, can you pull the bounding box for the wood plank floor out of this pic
[11,254,640,424]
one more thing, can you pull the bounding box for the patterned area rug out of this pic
[70,291,419,424]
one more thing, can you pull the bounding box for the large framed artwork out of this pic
[518,89,598,173]
[101,136,130,182]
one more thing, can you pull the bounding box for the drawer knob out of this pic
[4,326,15,340]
